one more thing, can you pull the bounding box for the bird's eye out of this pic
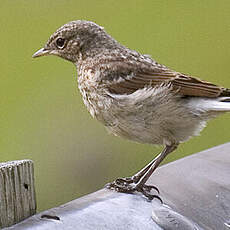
[56,38,65,49]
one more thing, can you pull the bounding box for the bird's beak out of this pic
[32,48,50,58]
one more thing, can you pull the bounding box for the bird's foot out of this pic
[105,177,161,201]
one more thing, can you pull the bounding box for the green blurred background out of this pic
[1,0,229,211]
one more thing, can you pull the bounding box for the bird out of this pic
[33,20,230,199]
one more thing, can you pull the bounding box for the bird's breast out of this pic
[77,67,114,125]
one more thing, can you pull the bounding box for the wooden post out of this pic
[0,160,36,228]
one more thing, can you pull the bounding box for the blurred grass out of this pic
[1,0,229,211]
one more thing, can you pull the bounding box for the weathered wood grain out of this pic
[0,160,36,228]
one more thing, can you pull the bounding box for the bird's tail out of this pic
[220,97,230,103]
[187,97,230,112]
[212,97,230,111]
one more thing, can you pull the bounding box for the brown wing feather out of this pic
[107,67,229,98]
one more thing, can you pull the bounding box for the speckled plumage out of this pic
[33,20,230,198]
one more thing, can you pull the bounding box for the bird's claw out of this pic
[105,177,161,201]
[137,185,162,202]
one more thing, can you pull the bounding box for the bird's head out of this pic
[32,20,116,63]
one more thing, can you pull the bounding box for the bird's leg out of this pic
[108,151,160,187]
[106,144,178,200]
[132,156,159,182]
[135,144,178,198]
[113,157,158,191]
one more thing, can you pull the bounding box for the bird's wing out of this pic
[107,66,229,98]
